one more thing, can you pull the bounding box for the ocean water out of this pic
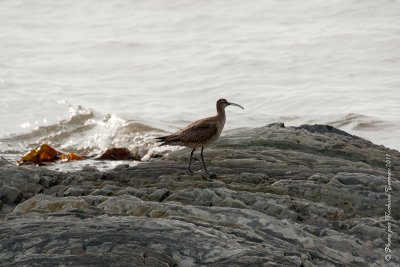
[1,0,399,166]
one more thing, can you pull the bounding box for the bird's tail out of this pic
[154,135,182,146]
[154,136,168,146]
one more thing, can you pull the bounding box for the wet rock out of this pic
[95,147,140,161]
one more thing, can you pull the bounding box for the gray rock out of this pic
[90,184,122,196]
[70,244,85,255]
[233,172,265,184]
[117,186,147,199]
[82,165,100,172]
[335,172,377,186]
[0,186,22,204]
[266,122,285,128]
[297,124,359,139]
[146,188,170,202]
[348,223,386,240]
[165,188,223,206]
[63,187,87,197]
[0,157,12,167]
[0,124,399,266]
[307,173,330,184]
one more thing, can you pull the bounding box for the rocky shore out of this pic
[0,124,399,266]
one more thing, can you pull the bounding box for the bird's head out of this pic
[217,98,244,110]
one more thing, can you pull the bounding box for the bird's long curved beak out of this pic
[228,102,244,110]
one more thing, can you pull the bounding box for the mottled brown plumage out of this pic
[156,98,244,173]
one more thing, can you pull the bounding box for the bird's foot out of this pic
[187,168,215,179]
[201,170,216,180]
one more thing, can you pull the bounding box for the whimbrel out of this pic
[156,98,244,173]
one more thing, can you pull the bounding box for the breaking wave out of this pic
[0,105,167,158]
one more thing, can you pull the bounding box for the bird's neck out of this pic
[217,107,226,125]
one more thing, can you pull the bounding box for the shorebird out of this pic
[156,98,244,173]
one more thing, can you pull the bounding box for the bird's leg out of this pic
[200,147,215,179]
[200,147,207,173]
[188,148,196,173]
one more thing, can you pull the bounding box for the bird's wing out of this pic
[177,118,218,143]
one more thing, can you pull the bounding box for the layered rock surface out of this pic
[0,124,399,266]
